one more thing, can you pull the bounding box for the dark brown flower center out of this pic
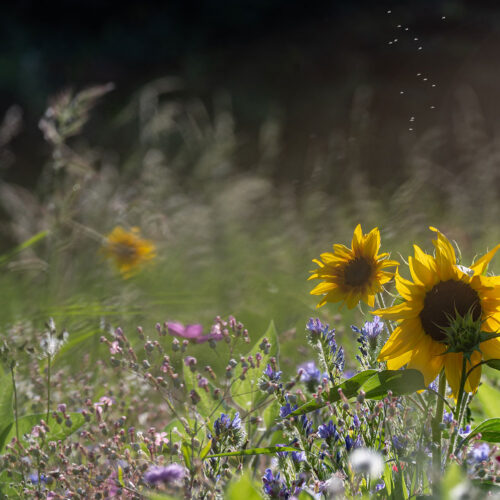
[420,280,481,341]
[343,257,373,287]
[113,243,138,259]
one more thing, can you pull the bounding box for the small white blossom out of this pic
[349,448,384,479]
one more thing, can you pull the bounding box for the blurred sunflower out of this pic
[375,227,500,398]
[309,224,398,309]
[102,226,156,278]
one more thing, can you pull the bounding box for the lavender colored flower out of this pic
[459,425,471,436]
[280,402,298,418]
[470,443,490,463]
[443,411,453,424]
[264,364,282,382]
[213,412,241,435]
[29,473,47,484]
[392,435,407,452]
[300,414,313,437]
[306,318,337,352]
[262,469,291,499]
[143,463,185,485]
[352,316,385,355]
[291,451,305,462]
[318,420,339,442]
[375,481,386,492]
[167,321,223,344]
[276,444,289,458]
[345,435,354,452]
[353,414,361,428]
[298,361,322,384]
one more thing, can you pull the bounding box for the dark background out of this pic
[1,0,500,190]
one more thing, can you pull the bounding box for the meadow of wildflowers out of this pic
[1,81,500,499]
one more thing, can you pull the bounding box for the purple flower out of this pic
[392,435,407,452]
[459,425,471,436]
[213,412,241,436]
[470,443,490,463]
[280,402,298,418]
[375,481,386,492]
[345,435,354,452]
[291,451,305,462]
[442,411,453,424]
[298,361,322,383]
[353,414,361,428]
[300,414,313,437]
[264,364,282,382]
[318,421,339,442]
[306,318,337,353]
[363,316,385,338]
[262,469,291,499]
[144,463,185,485]
[167,322,222,344]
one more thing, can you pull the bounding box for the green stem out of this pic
[448,356,468,462]
[46,353,51,422]
[10,364,19,443]
[454,356,468,422]
[431,371,446,473]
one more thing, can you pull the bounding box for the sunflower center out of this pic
[343,258,373,287]
[420,280,481,342]
[113,242,138,260]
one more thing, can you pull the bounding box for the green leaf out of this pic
[459,418,500,448]
[231,321,279,417]
[0,230,48,267]
[200,439,212,460]
[181,441,193,470]
[146,493,180,500]
[442,463,464,500]
[226,472,264,500]
[205,445,297,459]
[117,465,125,487]
[475,381,500,419]
[0,412,85,452]
[182,363,217,418]
[484,359,500,371]
[361,369,426,399]
[291,369,426,416]
[0,368,14,442]
[291,370,377,416]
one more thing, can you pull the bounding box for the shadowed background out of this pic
[1,0,500,378]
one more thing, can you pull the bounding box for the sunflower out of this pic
[102,226,156,277]
[309,224,399,309]
[375,227,500,398]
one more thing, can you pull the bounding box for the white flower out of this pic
[348,448,384,479]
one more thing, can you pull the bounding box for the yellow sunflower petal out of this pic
[386,350,413,370]
[409,251,437,287]
[470,243,500,275]
[362,227,380,259]
[465,350,482,394]
[444,353,464,400]
[351,224,364,255]
[394,269,424,301]
[373,301,418,320]
[430,227,457,269]
[310,282,338,295]
[407,337,445,385]
[480,338,500,360]
[378,318,426,360]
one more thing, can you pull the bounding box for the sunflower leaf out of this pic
[291,369,426,416]
[484,359,500,371]
[458,418,500,449]
[290,370,377,416]
[361,369,426,399]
